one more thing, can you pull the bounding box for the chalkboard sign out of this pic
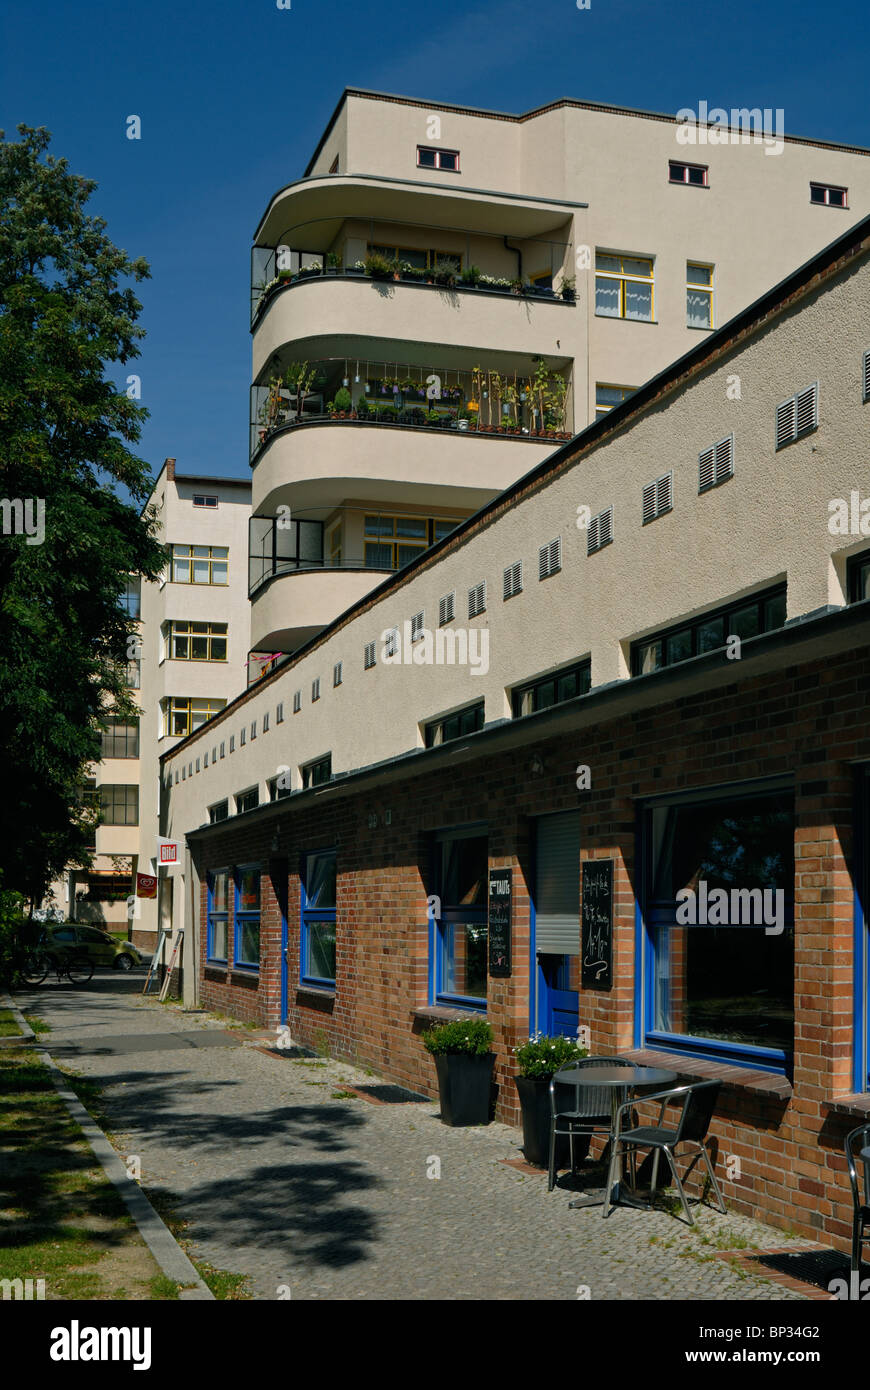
[581,859,613,989]
[488,868,512,978]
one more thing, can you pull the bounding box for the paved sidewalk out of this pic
[17,976,812,1301]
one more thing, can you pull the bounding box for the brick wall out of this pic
[189,644,870,1250]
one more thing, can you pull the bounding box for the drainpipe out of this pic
[504,236,522,283]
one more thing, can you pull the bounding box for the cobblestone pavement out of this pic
[18,976,812,1302]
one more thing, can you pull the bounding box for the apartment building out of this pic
[247,89,870,666]
[160,207,870,1249]
[129,460,252,951]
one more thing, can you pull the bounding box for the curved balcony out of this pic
[251,273,575,381]
[250,563,388,654]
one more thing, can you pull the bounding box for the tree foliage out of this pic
[0,125,165,904]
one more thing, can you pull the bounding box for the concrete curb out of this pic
[1,991,214,1300]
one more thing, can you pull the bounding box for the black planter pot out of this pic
[434,1052,495,1126]
[514,1075,585,1170]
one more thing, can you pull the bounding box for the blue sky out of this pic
[1,0,867,485]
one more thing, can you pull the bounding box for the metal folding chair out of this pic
[603,1079,726,1224]
[547,1057,633,1193]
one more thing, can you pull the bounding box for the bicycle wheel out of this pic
[66,953,94,985]
[20,951,49,986]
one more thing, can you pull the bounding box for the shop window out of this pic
[431,830,488,1007]
[301,849,337,986]
[640,782,795,1071]
[207,869,229,961]
[234,866,261,969]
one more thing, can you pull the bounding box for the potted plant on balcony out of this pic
[433,259,459,288]
[365,251,397,281]
[423,1018,495,1127]
[460,264,482,288]
[356,396,370,420]
[560,275,576,303]
[325,251,342,275]
[514,1033,588,1167]
[332,386,352,419]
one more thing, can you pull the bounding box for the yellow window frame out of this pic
[595,252,655,320]
[687,261,715,328]
[170,544,229,585]
[167,620,228,662]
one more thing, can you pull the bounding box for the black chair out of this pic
[603,1079,726,1225]
[547,1057,633,1193]
[845,1123,870,1284]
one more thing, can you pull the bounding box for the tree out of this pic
[0,125,165,906]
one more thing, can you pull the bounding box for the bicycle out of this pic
[20,949,94,987]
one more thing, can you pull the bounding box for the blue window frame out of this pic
[301,849,336,986]
[234,865,261,969]
[207,869,229,962]
[429,828,488,1009]
[637,780,795,1075]
[855,768,870,1093]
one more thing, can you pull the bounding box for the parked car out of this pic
[37,924,146,971]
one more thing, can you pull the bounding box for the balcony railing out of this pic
[251,222,574,325]
[249,510,463,597]
[250,357,573,461]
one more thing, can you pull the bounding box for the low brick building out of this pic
[163,211,870,1251]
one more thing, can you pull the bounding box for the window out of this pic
[120,577,141,619]
[170,544,228,585]
[810,182,847,207]
[293,690,302,713]
[595,383,635,420]
[333,662,342,687]
[862,349,870,403]
[642,473,673,525]
[587,507,613,555]
[125,658,141,690]
[538,537,561,580]
[595,252,654,321]
[439,592,455,626]
[410,611,424,642]
[162,697,226,738]
[251,721,257,740]
[165,620,228,661]
[328,154,339,174]
[204,751,209,767]
[312,678,321,701]
[848,550,870,603]
[207,870,229,960]
[302,755,332,789]
[364,641,376,670]
[229,734,235,752]
[220,741,225,758]
[512,662,591,718]
[301,849,337,985]
[99,784,138,826]
[775,383,818,449]
[100,717,139,759]
[269,773,291,801]
[416,146,460,172]
[468,581,486,619]
[236,787,259,815]
[369,245,461,274]
[669,160,708,187]
[276,702,284,723]
[687,263,714,329]
[209,801,229,825]
[631,585,787,675]
[383,628,399,659]
[234,867,261,969]
[240,727,246,746]
[424,702,484,748]
[431,830,488,1006]
[263,711,270,732]
[193,494,218,508]
[641,783,794,1069]
[698,434,733,492]
[195,757,200,773]
[363,515,426,570]
[503,561,522,600]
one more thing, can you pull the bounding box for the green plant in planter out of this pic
[356,396,370,418]
[515,1033,587,1078]
[422,1017,493,1055]
[333,386,352,414]
[326,251,342,270]
[433,259,459,287]
[365,251,398,280]
[460,264,482,286]
[560,275,576,302]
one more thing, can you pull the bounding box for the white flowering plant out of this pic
[514,1032,587,1079]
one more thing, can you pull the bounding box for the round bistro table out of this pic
[561,1064,679,1210]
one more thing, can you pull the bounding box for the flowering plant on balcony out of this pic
[478,275,513,290]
